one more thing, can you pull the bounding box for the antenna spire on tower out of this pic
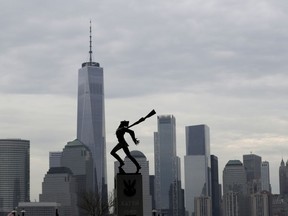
[89,20,93,63]
[81,20,100,68]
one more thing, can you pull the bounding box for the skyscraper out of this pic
[279,159,288,196]
[184,124,211,216]
[243,153,262,194]
[261,161,271,192]
[0,139,30,216]
[222,160,248,216]
[77,24,107,197]
[154,115,179,216]
[114,150,152,216]
[210,155,220,216]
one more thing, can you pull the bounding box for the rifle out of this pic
[128,109,156,128]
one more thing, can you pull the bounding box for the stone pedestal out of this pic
[115,173,143,216]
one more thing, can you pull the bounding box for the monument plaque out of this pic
[115,173,143,216]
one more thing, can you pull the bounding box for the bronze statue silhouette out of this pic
[110,110,156,174]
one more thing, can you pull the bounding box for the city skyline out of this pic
[0,0,288,202]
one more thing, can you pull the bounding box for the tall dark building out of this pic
[150,175,156,210]
[210,155,220,216]
[243,153,262,194]
[279,159,288,196]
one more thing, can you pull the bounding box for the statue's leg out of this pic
[110,143,124,167]
[123,146,141,173]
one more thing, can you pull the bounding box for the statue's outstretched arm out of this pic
[126,129,139,144]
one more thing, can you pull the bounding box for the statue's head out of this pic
[119,120,129,128]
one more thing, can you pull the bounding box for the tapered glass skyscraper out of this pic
[77,24,107,197]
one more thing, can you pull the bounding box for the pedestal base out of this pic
[115,173,143,216]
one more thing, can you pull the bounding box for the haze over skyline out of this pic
[1,0,288,201]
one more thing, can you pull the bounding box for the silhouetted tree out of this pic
[78,191,115,216]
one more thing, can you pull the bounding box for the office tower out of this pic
[39,167,78,216]
[77,24,107,197]
[250,191,272,216]
[154,115,179,216]
[243,153,262,194]
[261,161,271,192]
[0,139,30,216]
[194,196,212,216]
[49,151,62,168]
[210,155,220,216]
[184,124,211,216]
[115,150,152,216]
[222,160,248,216]
[279,159,288,196]
[61,139,94,193]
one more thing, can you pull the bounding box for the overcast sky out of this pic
[1,0,288,201]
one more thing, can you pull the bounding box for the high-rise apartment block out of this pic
[184,124,211,216]
[0,139,30,216]
[76,26,107,197]
[154,115,181,216]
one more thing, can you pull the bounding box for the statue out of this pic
[111,110,156,174]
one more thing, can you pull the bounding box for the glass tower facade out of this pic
[184,124,211,216]
[77,60,107,197]
[243,154,262,194]
[261,161,271,192]
[211,155,220,216]
[154,115,177,215]
[0,139,30,216]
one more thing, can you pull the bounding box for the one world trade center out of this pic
[77,24,107,198]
